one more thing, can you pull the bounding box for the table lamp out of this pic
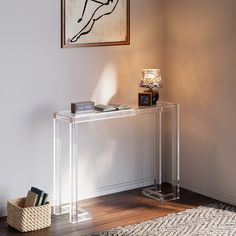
[139,69,162,105]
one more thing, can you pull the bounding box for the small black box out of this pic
[71,101,95,114]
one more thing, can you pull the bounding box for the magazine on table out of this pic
[94,103,131,112]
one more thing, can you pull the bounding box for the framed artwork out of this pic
[61,0,130,48]
[138,92,152,107]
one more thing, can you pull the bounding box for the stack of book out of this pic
[24,187,49,208]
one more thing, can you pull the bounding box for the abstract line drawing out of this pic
[70,0,119,43]
[61,0,130,48]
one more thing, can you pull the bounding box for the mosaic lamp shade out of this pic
[139,69,162,105]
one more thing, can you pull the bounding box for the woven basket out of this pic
[7,197,51,232]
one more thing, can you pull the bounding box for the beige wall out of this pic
[165,0,236,205]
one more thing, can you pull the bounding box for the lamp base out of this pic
[145,88,159,105]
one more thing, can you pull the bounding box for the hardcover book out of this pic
[31,187,46,206]
[94,104,131,112]
[41,192,49,205]
[109,103,131,110]
[24,191,38,208]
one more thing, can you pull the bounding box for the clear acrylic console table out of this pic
[53,101,179,223]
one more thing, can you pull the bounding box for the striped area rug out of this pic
[92,203,236,236]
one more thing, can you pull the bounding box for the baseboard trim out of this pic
[181,182,236,206]
[0,207,6,218]
[97,178,153,194]
[78,178,154,201]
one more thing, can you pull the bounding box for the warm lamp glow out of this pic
[140,69,162,88]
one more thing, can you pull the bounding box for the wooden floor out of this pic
[0,187,216,236]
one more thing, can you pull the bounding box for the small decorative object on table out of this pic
[139,68,162,105]
[71,101,94,114]
[138,92,152,107]
[7,187,51,232]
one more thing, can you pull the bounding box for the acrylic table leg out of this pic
[152,113,158,189]
[142,109,164,200]
[69,119,92,224]
[142,104,180,201]
[177,105,180,190]
[157,110,162,192]
[171,104,180,199]
[53,113,64,215]
[69,119,77,223]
